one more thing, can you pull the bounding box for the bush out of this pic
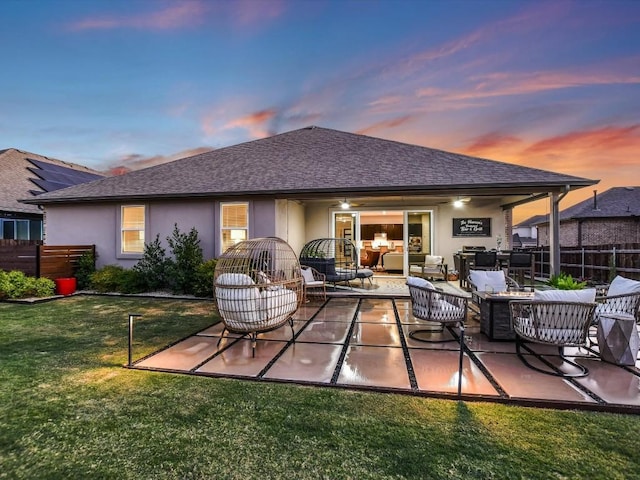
[90,265,147,294]
[0,270,55,299]
[166,224,203,295]
[547,272,587,290]
[133,234,169,291]
[75,250,96,290]
[192,259,217,298]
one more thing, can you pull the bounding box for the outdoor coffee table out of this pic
[597,314,639,366]
[476,291,534,341]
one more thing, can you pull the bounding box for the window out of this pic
[221,202,248,252]
[121,205,145,254]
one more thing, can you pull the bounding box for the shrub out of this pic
[90,265,147,294]
[192,259,217,298]
[166,224,203,295]
[547,272,587,290]
[75,250,96,290]
[133,234,169,291]
[0,270,55,299]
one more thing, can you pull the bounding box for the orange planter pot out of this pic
[55,277,77,296]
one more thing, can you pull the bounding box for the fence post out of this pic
[36,245,41,278]
[581,248,585,279]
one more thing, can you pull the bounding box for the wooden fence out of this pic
[529,243,640,283]
[0,243,95,279]
[0,240,42,277]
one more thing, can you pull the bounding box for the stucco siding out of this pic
[148,200,215,260]
[44,204,118,268]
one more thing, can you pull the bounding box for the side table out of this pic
[597,314,639,366]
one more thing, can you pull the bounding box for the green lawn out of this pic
[1,295,638,479]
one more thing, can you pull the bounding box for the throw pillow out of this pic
[301,267,316,284]
[469,270,507,292]
[607,275,640,297]
[407,276,435,290]
[534,288,596,303]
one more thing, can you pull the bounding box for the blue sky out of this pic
[1,0,639,221]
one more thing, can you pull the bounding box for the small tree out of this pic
[133,234,169,291]
[166,224,203,295]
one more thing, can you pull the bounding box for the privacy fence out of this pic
[529,243,640,283]
[0,240,94,279]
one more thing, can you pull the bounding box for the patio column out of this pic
[549,188,568,276]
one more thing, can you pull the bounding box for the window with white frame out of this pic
[121,205,145,254]
[221,202,248,252]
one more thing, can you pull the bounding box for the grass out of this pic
[1,296,639,479]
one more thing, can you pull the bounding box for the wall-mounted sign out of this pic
[453,218,491,237]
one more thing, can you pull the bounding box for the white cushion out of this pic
[407,276,435,290]
[469,270,507,292]
[607,275,640,297]
[215,286,265,326]
[424,255,443,265]
[300,267,316,284]
[261,289,298,327]
[216,273,255,286]
[534,288,596,303]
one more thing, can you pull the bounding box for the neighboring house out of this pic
[512,214,545,248]
[536,187,640,247]
[23,126,597,274]
[1,148,104,241]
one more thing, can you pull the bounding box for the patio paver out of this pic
[132,294,640,413]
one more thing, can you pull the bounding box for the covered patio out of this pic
[131,281,640,414]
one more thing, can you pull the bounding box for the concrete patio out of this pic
[131,280,640,414]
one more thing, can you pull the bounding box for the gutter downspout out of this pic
[549,186,570,276]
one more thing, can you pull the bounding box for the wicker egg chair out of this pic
[299,238,358,286]
[214,237,303,356]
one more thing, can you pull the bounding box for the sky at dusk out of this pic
[1,0,639,223]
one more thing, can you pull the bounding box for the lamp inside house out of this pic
[453,198,464,208]
[230,229,246,244]
[372,232,388,249]
[340,199,350,209]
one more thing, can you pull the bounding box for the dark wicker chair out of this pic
[214,237,303,356]
[406,276,468,396]
[510,300,596,377]
[300,238,358,286]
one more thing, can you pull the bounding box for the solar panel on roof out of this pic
[26,158,104,192]
[30,179,71,192]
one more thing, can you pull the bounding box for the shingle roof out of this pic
[559,187,640,219]
[515,214,548,228]
[24,126,597,205]
[1,148,104,214]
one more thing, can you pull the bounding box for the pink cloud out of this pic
[104,146,212,175]
[68,1,208,31]
[221,109,278,138]
[356,115,416,136]
[67,0,286,32]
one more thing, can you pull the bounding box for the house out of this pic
[536,187,640,247]
[512,214,545,248]
[1,148,104,241]
[22,126,597,274]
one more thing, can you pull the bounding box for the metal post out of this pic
[128,313,142,367]
[581,248,585,279]
[457,322,465,397]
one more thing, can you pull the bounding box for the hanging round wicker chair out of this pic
[299,238,358,285]
[214,237,303,356]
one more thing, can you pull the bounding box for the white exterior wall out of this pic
[275,200,305,255]
[435,203,505,268]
